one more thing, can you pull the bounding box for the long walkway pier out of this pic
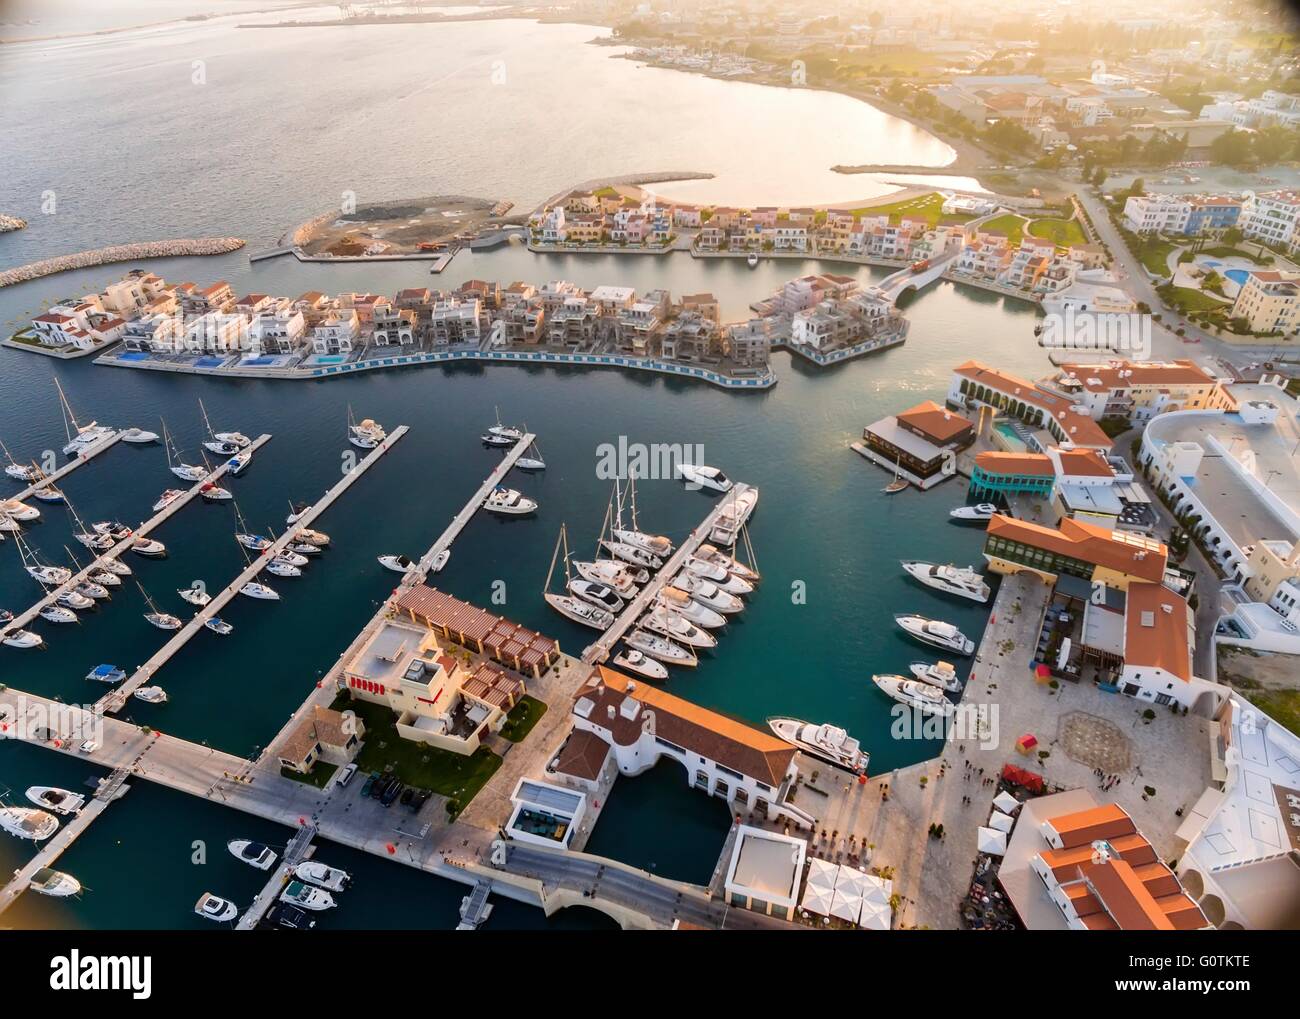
[0,767,131,917]
[235,824,316,930]
[581,481,752,665]
[3,434,273,639]
[102,426,408,712]
[8,429,124,502]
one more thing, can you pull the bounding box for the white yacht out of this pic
[639,606,717,649]
[515,443,546,471]
[480,431,518,447]
[40,606,78,624]
[265,559,302,578]
[290,541,323,557]
[144,611,181,631]
[612,648,669,680]
[195,892,238,923]
[131,538,166,557]
[93,521,133,540]
[74,530,115,551]
[349,415,386,450]
[295,528,330,547]
[611,528,674,559]
[235,532,272,551]
[625,628,695,666]
[0,805,59,841]
[205,617,234,636]
[280,880,336,911]
[30,868,82,898]
[895,614,975,655]
[239,581,280,600]
[657,587,725,629]
[873,674,956,717]
[200,483,232,502]
[200,402,249,451]
[431,549,450,573]
[1,499,40,521]
[901,561,991,603]
[294,860,351,892]
[73,580,110,600]
[676,463,733,493]
[568,578,624,614]
[573,559,640,597]
[767,718,867,774]
[26,563,71,585]
[226,448,253,475]
[909,660,963,694]
[228,839,277,871]
[62,424,115,457]
[483,487,537,515]
[26,786,86,815]
[600,539,662,570]
[710,487,758,546]
[682,557,752,595]
[58,589,94,609]
[275,549,308,568]
[378,554,414,575]
[178,585,211,607]
[214,429,251,449]
[2,629,43,649]
[950,503,998,523]
[97,555,132,576]
[203,437,239,456]
[4,462,39,482]
[152,488,185,512]
[285,501,311,525]
[89,569,121,588]
[544,593,613,631]
[86,663,126,684]
[121,427,158,445]
[669,572,743,613]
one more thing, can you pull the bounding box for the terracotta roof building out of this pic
[394,585,561,678]
[984,513,1168,589]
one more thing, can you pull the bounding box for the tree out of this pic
[1209,128,1255,168]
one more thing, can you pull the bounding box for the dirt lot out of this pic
[1217,645,1300,735]
[295,195,515,257]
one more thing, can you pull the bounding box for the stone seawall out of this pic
[0,237,245,288]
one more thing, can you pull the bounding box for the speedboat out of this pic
[710,487,758,546]
[568,578,624,613]
[895,614,975,655]
[290,541,322,557]
[378,554,414,575]
[228,839,277,871]
[32,486,64,504]
[873,674,955,717]
[483,487,537,515]
[294,860,351,892]
[0,806,59,841]
[89,569,121,588]
[657,586,725,629]
[747,252,759,268]
[4,463,39,482]
[670,571,743,613]
[203,438,239,456]
[2,629,43,649]
[171,462,206,482]
[235,532,272,551]
[901,561,990,603]
[195,892,238,923]
[611,528,674,559]
[204,617,233,636]
[144,611,181,630]
[86,663,126,684]
[625,628,695,666]
[73,580,110,600]
[92,521,133,540]
[265,559,301,578]
[573,559,640,596]
[134,686,168,704]
[909,660,963,694]
[200,483,232,501]
[350,418,386,450]
[275,549,308,568]
[285,502,311,525]
[55,591,93,611]
[152,489,185,512]
[26,786,86,816]
[294,528,330,547]
[676,463,732,493]
[612,648,669,680]
[226,448,253,475]
[767,718,867,774]
[239,581,279,600]
[639,605,716,649]
[600,539,662,570]
[40,606,78,624]
[121,427,158,444]
[544,593,613,630]
[30,868,82,898]
[950,503,998,523]
[682,557,752,595]
[1,499,40,521]
[178,585,211,607]
[279,880,336,911]
[431,549,450,573]
[27,563,72,585]
[131,538,166,557]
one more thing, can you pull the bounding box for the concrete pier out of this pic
[8,429,123,502]
[235,824,316,929]
[101,427,407,712]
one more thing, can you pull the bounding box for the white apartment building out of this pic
[1241,190,1300,249]
[1122,194,1191,234]
[1229,271,1300,334]
[247,308,305,354]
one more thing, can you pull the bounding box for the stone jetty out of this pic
[0,214,27,233]
[0,237,245,288]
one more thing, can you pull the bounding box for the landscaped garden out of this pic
[500,695,548,743]
[980,212,1027,249]
[1026,216,1087,248]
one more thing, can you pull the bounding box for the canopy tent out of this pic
[977,826,1008,856]
[830,866,870,923]
[987,810,1015,834]
[859,874,893,931]
[800,880,835,917]
[800,857,839,917]
[992,790,1021,815]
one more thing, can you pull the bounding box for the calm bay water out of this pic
[0,12,1045,929]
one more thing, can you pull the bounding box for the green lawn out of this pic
[980,213,1027,249]
[500,695,548,743]
[1131,235,1181,277]
[1242,688,1300,738]
[338,694,501,817]
[1199,245,1272,265]
[847,191,968,229]
[281,763,337,789]
[1027,217,1087,249]
[1156,283,1231,315]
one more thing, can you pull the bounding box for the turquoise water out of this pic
[1224,269,1250,285]
[993,420,1029,452]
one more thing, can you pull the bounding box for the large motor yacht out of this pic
[901,561,991,603]
[767,718,867,774]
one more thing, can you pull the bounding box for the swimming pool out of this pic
[1224,268,1250,286]
[993,420,1030,452]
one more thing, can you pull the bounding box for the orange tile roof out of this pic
[896,400,973,444]
[987,514,1167,583]
[1045,802,1137,848]
[1054,448,1115,478]
[1057,359,1216,392]
[975,451,1055,476]
[1081,857,1175,930]
[1123,582,1192,681]
[953,361,1113,450]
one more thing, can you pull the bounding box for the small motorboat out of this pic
[89,569,121,588]
[289,542,322,557]
[544,593,614,630]
[640,605,717,649]
[950,503,998,523]
[40,606,79,624]
[178,585,211,607]
[275,549,308,568]
[27,564,72,586]
[97,554,132,574]
[483,487,537,515]
[131,538,166,557]
[265,559,301,578]
[213,430,251,449]
[873,674,955,717]
[682,557,752,595]
[431,549,450,573]
[600,539,661,570]
[295,528,330,547]
[239,581,279,600]
[2,629,43,649]
[676,463,733,493]
[657,586,726,629]
[4,463,39,482]
[57,590,94,610]
[73,580,110,600]
[86,663,126,684]
[226,448,253,475]
[228,839,277,871]
[134,686,168,704]
[909,660,963,694]
[611,528,673,559]
[26,786,86,816]
[625,628,695,666]
[171,462,206,482]
[0,806,58,841]
[153,489,185,512]
[30,868,82,898]
[670,571,743,613]
[279,880,336,911]
[195,892,238,923]
[378,554,414,575]
[613,648,670,680]
[144,611,181,631]
[235,533,272,551]
[204,617,234,636]
[568,578,624,613]
[0,499,39,521]
[121,427,159,444]
[747,252,759,268]
[294,860,351,892]
[200,483,232,501]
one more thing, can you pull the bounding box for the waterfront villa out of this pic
[858,400,975,489]
[277,705,365,776]
[1049,359,1234,423]
[949,360,1114,450]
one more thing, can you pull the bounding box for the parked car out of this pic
[408,789,431,813]
[360,771,380,798]
[336,763,357,788]
[380,779,404,807]
[399,787,414,807]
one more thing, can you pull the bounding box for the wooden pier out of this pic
[0,767,131,917]
[101,427,408,713]
[8,429,124,502]
[581,482,752,665]
[235,824,316,930]
[2,434,273,638]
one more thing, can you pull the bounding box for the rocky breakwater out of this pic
[0,237,245,288]
[0,214,27,234]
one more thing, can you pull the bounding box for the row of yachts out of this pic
[195,840,355,923]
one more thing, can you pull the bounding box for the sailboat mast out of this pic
[543,523,564,594]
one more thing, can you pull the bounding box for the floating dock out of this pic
[8,429,124,502]
[235,824,316,930]
[581,482,753,665]
[101,427,407,712]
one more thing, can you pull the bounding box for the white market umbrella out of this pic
[831,885,866,923]
[800,881,835,917]
[993,790,1021,814]
[988,810,1015,834]
[977,826,1008,856]
[806,857,838,895]
[859,874,893,930]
